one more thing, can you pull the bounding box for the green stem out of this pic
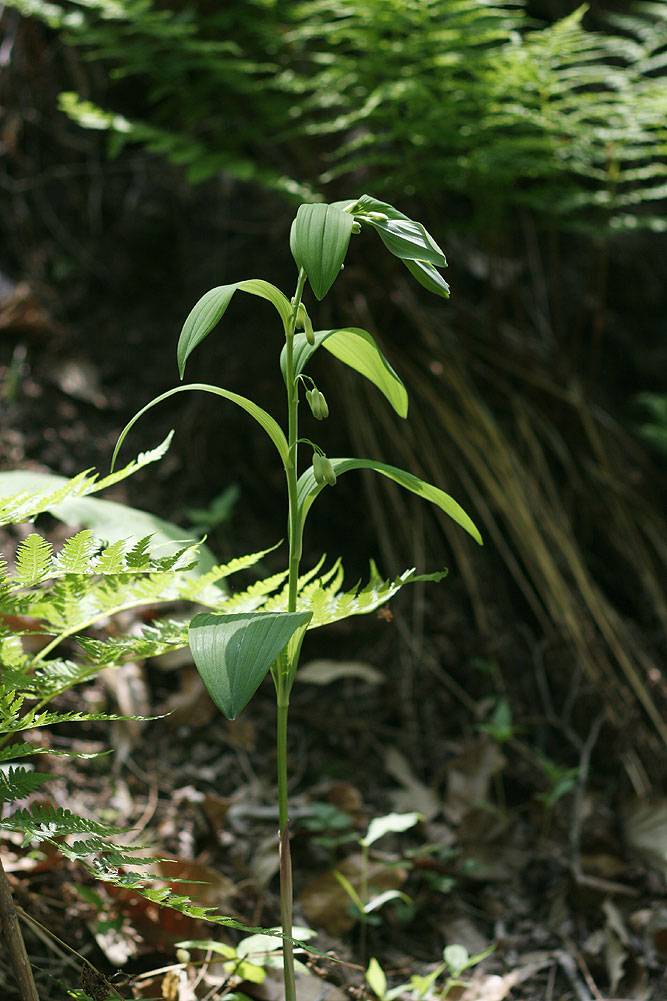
[277,694,296,1001]
[285,268,307,615]
[276,267,307,1001]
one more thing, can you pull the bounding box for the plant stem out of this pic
[285,268,307,614]
[0,852,40,1001]
[276,267,307,1001]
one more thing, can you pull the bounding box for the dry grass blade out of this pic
[341,285,666,749]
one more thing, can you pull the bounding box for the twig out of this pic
[560,934,604,1001]
[0,851,40,1001]
[569,713,604,881]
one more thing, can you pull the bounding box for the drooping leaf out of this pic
[177,280,292,377]
[353,194,447,267]
[290,203,354,300]
[296,458,482,546]
[402,258,450,299]
[281,327,408,417]
[111,383,289,471]
[189,610,312,719]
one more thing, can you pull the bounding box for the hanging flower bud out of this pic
[312,451,326,485]
[305,388,321,419]
[317,390,329,419]
[321,456,337,486]
[295,303,315,345]
[351,221,362,234]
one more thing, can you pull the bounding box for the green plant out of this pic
[636,391,667,454]
[7,0,667,232]
[0,445,330,997]
[110,194,482,1001]
[365,942,495,1001]
[334,811,421,959]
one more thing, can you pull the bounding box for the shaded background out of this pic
[0,2,666,995]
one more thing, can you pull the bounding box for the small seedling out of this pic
[334,811,421,958]
[366,941,494,1001]
[112,195,483,1001]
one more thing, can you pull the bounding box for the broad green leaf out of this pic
[402,258,450,299]
[353,194,447,267]
[290,203,354,300]
[189,610,312,720]
[361,811,422,848]
[322,328,408,417]
[177,280,292,377]
[111,384,289,470]
[296,458,482,546]
[281,328,408,418]
[366,958,387,999]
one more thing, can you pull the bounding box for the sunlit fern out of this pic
[0,456,439,945]
[8,0,666,231]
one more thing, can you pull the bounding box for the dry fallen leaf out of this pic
[443,736,505,825]
[299,659,383,685]
[621,797,667,882]
[385,747,440,820]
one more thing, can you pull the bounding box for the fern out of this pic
[0,766,53,801]
[14,534,54,586]
[0,741,108,763]
[0,805,126,843]
[0,433,173,526]
[77,618,189,666]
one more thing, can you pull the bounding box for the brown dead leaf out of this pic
[460,952,553,1001]
[385,747,440,820]
[161,970,180,1001]
[326,781,367,827]
[457,808,526,881]
[299,853,407,936]
[444,736,505,825]
[621,797,667,882]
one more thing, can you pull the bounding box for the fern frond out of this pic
[27,659,102,699]
[0,632,30,669]
[0,805,125,845]
[0,689,28,731]
[276,561,448,628]
[0,432,174,526]
[0,766,53,801]
[0,741,109,764]
[51,529,98,573]
[1,706,151,736]
[14,534,54,585]
[78,618,190,666]
[94,431,175,491]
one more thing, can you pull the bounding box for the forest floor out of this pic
[1,270,666,1001]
